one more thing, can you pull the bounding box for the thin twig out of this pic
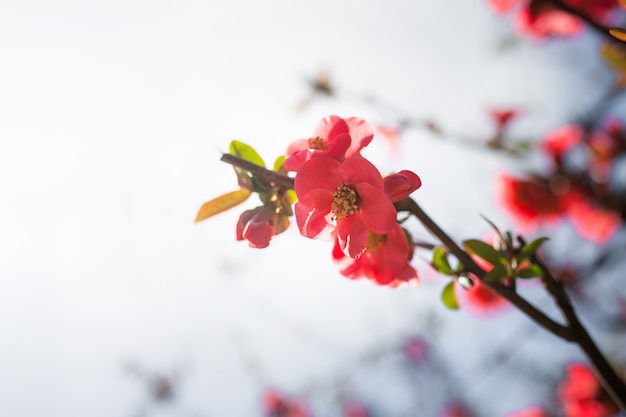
[394,197,574,341]
[524,238,626,410]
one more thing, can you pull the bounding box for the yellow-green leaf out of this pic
[229,140,265,167]
[195,188,252,222]
[441,281,459,310]
[610,27,626,43]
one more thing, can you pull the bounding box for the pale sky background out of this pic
[0,1,622,416]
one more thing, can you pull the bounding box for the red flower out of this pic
[332,224,418,286]
[456,276,509,315]
[285,115,374,172]
[505,406,547,417]
[263,390,310,417]
[294,156,397,258]
[558,363,618,417]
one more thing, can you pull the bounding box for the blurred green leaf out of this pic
[463,239,505,266]
[273,155,286,173]
[483,264,508,282]
[195,188,252,222]
[441,281,459,310]
[230,140,266,168]
[517,263,544,279]
[518,237,549,264]
[432,246,454,275]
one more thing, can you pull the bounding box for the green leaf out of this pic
[516,263,544,279]
[518,237,549,264]
[463,239,505,266]
[195,188,252,222]
[441,281,459,310]
[432,247,454,275]
[229,140,265,168]
[273,155,286,173]
[483,264,508,282]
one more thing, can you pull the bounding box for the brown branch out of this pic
[524,240,626,410]
[220,154,295,189]
[394,197,574,341]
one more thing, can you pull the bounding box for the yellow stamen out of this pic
[331,184,359,221]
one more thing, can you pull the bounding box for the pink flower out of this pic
[558,363,618,417]
[505,406,547,417]
[263,390,310,417]
[285,115,374,172]
[294,156,397,258]
[332,224,418,286]
[456,275,509,315]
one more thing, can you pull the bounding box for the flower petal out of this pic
[339,156,384,189]
[356,182,397,234]
[294,157,341,197]
[295,202,332,239]
[337,214,368,258]
[344,117,374,156]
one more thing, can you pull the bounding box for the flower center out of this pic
[309,136,327,150]
[331,184,359,221]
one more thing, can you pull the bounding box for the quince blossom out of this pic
[294,155,397,257]
[285,115,374,172]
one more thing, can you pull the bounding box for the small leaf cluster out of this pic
[195,140,295,224]
[431,218,549,310]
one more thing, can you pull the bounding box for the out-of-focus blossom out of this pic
[263,390,310,417]
[563,192,622,244]
[294,156,397,258]
[558,363,618,417]
[342,401,370,417]
[505,405,547,417]
[285,115,374,172]
[487,0,618,40]
[496,173,566,231]
[402,335,429,365]
[542,124,583,159]
[488,108,520,131]
[333,224,418,286]
[377,124,401,154]
[456,276,510,315]
[439,401,473,417]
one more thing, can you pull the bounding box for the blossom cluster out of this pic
[286,115,422,286]
[496,121,624,244]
